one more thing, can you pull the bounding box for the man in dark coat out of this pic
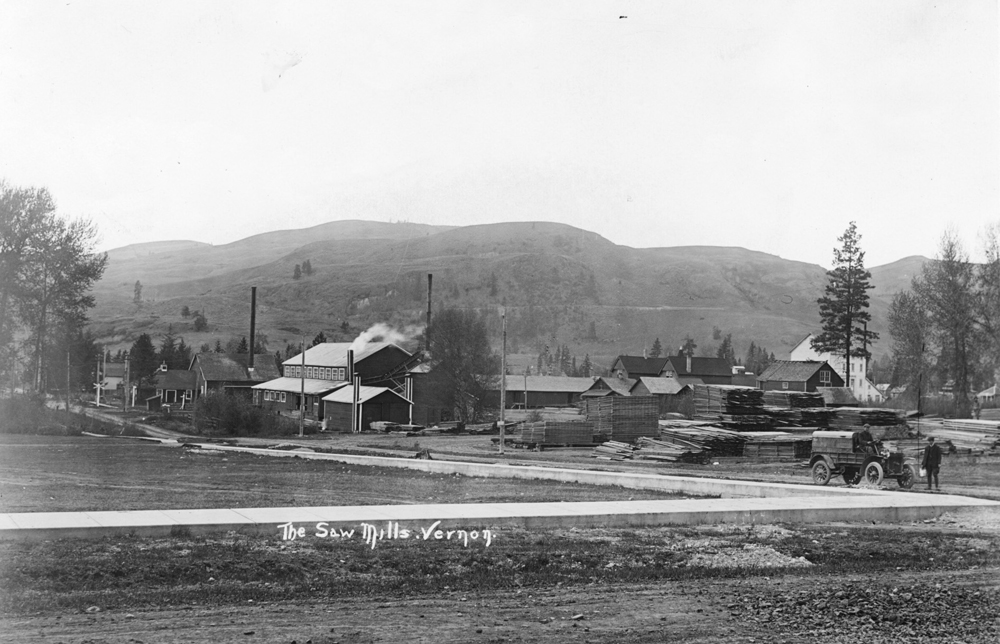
[922,436,943,491]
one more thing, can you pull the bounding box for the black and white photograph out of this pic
[1,2,999,642]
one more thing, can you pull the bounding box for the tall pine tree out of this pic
[812,222,877,384]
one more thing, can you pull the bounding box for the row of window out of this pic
[284,366,348,380]
[263,391,287,402]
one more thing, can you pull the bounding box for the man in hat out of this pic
[922,436,943,491]
[857,424,875,454]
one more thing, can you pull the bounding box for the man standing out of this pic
[922,436,943,491]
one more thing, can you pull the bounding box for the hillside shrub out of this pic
[193,392,299,436]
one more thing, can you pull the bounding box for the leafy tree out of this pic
[911,232,980,416]
[426,308,500,422]
[12,198,107,392]
[812,222,877,384]
[193,312,208,331]
[181,305,190,318]
[302,259,313,276]
[716,333,736,366]
[680,337,697,356]
[293,264,302,280]
[340,320,350,333]
[128,333,158,386]
[649,337,662,359]
[199,342,211,353]
[888,290,930,406]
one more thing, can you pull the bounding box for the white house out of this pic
[789,333,884,403]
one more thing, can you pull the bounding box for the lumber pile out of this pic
[519,420,595,446]
[693,385,771,431]
[828,407,905,430]
[592,440,635,461]
[762,391,825,408]
[584,397,659,442]
[741,432,812,459]
[800,408,836,428]
[932,419,1000,453]
[633,436,707,463]
[978,408,1000,421]
[658,421,748,457]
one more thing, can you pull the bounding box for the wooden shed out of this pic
[322,385,412,433]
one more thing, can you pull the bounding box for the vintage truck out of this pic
[809,430,918,488]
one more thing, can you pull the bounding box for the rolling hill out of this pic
[87,220,927,370]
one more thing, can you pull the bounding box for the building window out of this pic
[819,370,831,385]
[280,392,286,402]
[782,382,788,390]
[338,367,345,380]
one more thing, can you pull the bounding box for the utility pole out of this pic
[499,308,506,455]
[299,335,305,438]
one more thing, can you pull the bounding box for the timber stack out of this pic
[519,420,595,446]
[693,384,770,431]
[584,397,659,442]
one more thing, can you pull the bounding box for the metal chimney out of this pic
[347,349,354,383]
[248,286,257,369]
[426,273,433,349]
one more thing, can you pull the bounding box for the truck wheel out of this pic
[863,461,884,487]
[812,460,832,486]
[842,468,861,485]
[898,464,916,489]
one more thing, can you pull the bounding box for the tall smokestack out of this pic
[426,274,433,350]
[347,349,354,383]
[248,286,257,369]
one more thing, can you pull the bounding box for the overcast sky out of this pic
[1,1,997,267]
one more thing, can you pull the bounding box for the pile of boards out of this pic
[762,391,825,408]
[740,432,813,459]
[583,397,659,442]
[929,418,1000,454]
[828,407,907,437]
[593,441,637,461]
[519,420,594,446]
[693,385,771,431]
[658,421,747,457]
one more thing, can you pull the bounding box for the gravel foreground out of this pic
[3,511,999,643]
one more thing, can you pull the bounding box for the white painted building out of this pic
[789,333,884,403]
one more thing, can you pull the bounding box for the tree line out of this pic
[888,228,1000,416]
[0,181,107,395]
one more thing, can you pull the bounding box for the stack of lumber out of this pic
[633,436,707,463]
[762,391,825,408]
[584,397,659,442]
[658,422,748,457]
[978,408,1000,421]
[592,440,635,461]
[740,432,812,459]
[800,407,836,428]
[519,420,595,446]
[693,385,771,431]
[933,419,1000,453]
[694,385,765,415]
[828,407,905,430]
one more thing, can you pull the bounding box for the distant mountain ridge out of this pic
[89,220,928,367]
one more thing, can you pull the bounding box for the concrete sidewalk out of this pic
[3,492,997,541]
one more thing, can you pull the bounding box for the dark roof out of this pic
[153,370,197,390]
[193,353,281,382]
[663,356,732,378]
[612,356,669,377]
[758,360,830,382]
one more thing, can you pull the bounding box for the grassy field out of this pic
[0,435,696,513]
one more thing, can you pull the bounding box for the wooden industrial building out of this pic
[757,360,844,392]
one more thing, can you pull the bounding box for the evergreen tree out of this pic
[716,333,736,365]
[175,338,192,370]
[311,331,327,347]
[193,312,208,331]
[129,333,158,385]
[812,222,878,384]
[293,264,302,280]
[158,327,178,369]
[580,354,592,377]
[650,337,662,358]
[236,336,249,354]
[680,337,697,356]
[181,305,190,318]
[214,339,224,353]
[253,331,268,354]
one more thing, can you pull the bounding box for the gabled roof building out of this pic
[757,360,844,392]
